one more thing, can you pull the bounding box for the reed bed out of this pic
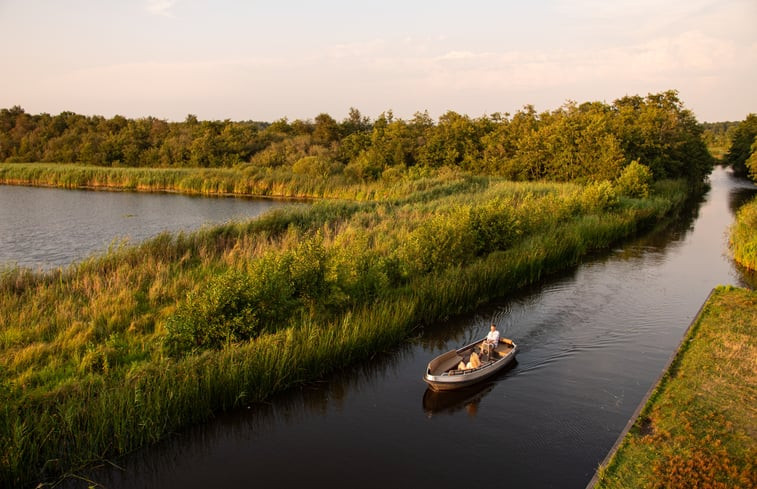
[730,196,757,271]
[0,163,482,201]
[0,172,689,488]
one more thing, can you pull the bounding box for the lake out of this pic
[0,186,292,270]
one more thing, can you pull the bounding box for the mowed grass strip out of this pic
[593,285,756,489]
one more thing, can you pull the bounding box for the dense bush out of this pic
[615,160,653,198]
[579,181,619,212]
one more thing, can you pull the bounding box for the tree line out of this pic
[0,90,713,183]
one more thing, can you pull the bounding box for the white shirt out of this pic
[486,329,500,345]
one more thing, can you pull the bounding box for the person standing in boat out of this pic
[482,324,500,355]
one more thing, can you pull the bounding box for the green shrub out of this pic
[165,267,295,353]
[401,209,476,274]
[615,160,653,198]
[469,200,522,254]
[579,180,619,212]
[292,155,343,178]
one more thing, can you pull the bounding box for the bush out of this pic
[165,271,260,352]
[165,262,296,353]
[615,160,653,198]
[579,180,619,212]
[469,200,522,254]
[401,210,476,274]
[292,155,343,178]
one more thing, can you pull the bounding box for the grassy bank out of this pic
[0,172,688,488]
[730,196,757,271]
[592,286,756,489]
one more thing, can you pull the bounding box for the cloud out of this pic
[145,0,178,17]
[9,27,753,121]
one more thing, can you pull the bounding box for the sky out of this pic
[1,0,755,123]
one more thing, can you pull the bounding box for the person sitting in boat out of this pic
[466,351,481,369]
[482,324,500,355]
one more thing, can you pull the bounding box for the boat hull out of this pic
[423,339,518,391]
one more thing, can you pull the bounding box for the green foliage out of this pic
[0,92,712,186]
[291,155,343,178]
[745,137,757,182]
[165,270,266,352]
[468,199,522,254]
[579,180,619,212]
[724,114,757,181]
[611,91,713,182]
[730,196,757,271]
[701,120,739,160]
[615,160,653,198]
[401,209,476,274]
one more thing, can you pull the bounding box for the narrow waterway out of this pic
[61,167,755,489]
[0,185,291,270]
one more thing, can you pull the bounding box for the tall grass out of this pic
[0,162,485,201]
[0,171,690,488]
[730,196,757,271]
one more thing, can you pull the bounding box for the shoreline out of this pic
[588,285,756,488]
[584,288,715,488]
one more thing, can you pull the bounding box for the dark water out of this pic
[61,168,755,489]
[0,186,290,270]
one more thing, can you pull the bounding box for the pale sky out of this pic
[1,0,755,123]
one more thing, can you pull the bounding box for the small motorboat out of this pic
[423,337,518,391]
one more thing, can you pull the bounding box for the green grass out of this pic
[0,171,689,488]
[592,286,757,489]
[730,196,757,271]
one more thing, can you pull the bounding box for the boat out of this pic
[423,337,518,391]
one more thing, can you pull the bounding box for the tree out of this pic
[725,114,757,178]
[341,107,371,135]
[312,113,340,145]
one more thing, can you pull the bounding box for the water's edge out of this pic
[584,288,716,489]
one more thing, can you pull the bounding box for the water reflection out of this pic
[422,361,517,418]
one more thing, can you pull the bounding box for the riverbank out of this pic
[730,196,757,271]
[590,285,756,489]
